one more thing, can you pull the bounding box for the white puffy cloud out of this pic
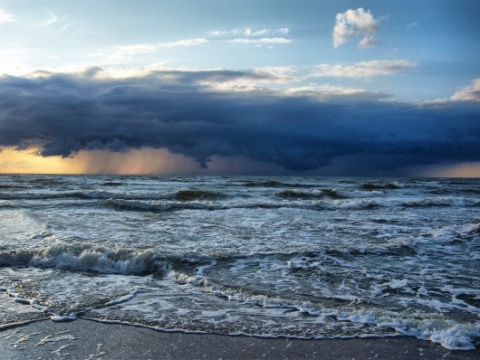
[312,60,416,78]
[333,8,378,48]
[450,78,480,102]
[0,9,15,23]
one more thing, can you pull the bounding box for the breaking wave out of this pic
[0,245,169,276]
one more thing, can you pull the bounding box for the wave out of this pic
[175,190,228,201]
[106,195,480,213]
[0,184,27,189]
[0,245,169,276]
[0,243,426,277]
[0,202,16,209]
[242,180,315,188]
[3,190,477,213]
[276,189,346,200]
[0,191,106,201]
[101,181,124,187]
[105,197,384,212]
[106,199,218,212]
[361,182,402,191]
[0,188,230,202]
[166,257,479,351]
[105,198,294,212]
[28,177,70,186]
[429,188,480,196]
[327,196,480,210]
[401,197,480,208]
[243,180,290,188]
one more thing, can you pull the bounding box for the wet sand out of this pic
[1,319,478,359]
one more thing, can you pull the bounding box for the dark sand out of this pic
[0,319,478,359]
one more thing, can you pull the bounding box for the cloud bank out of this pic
[333,8,378,48]
[1,69,479,175]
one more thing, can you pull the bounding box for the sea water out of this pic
[0,175,479,350]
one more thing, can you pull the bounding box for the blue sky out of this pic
[0,1,479,176]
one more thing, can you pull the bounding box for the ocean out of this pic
[0,175,479,350]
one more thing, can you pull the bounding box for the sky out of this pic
[0,0,479,176]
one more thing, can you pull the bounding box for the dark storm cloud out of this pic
[1,69,479,173]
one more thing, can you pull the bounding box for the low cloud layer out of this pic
[1,69,479,175]
[333,8,379,48]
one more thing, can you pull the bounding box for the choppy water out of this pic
[0,175,479,350]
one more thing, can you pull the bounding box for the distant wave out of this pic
[105,195,480,213]
[0,202,16,209]
[361,182,402,190]
[106,199,182,212]
[2,189,478,212]
[28,178,69,186]
[0,184,27,189]
[242,180,315,188]
[0,189,230,202]
[175,189,228,201]
[0,191,87,201]
[401,196,480,208]
[276,189,346,200]
[105,198,286,212]
[0,191,115,201]
[429,188,480,196]
[101,181,124,187]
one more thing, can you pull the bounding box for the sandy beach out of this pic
[0,319,478,360]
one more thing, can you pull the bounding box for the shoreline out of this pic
[1,319,478,359]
